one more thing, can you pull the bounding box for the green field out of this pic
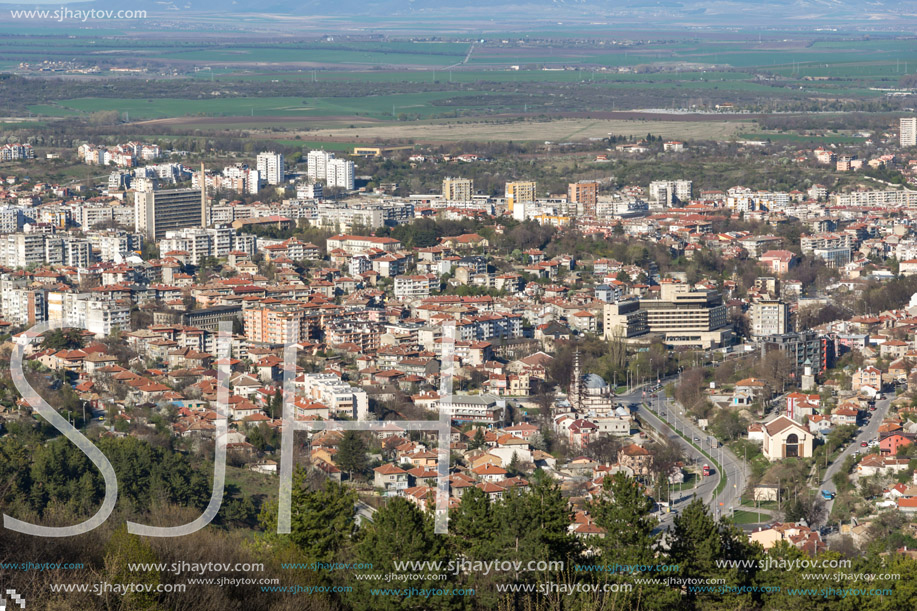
[28,92,475,120]
[737,132,869,144]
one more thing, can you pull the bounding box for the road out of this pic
[616,380,749,528]
[815,392,893,527]
[355,500,376,526]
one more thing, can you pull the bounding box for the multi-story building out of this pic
[637,283,730,348]
[901,117,917,147]
[443,177,474,202]
[603,298,648,339]
[44,236,93,268]
[243,304,319,345]
[761,330,830,377]
[568,181,598,216]
[0,274,45,325]
[296,183,323,200]
[0,143,35,161]
[133,188,205,240]
[307,150,335,182]
[832,190,917,207]
[326,234,402,256]
[85,299,131,337]
[0,207,22,234]
[750,299,789,337]
[812,247,852,269]
[160,227,256,263]
[505,181,536,213]
[0,233,89,268]
[326,158,355,190]
[256,152,285,185]
[297,373,369,420]
[394,274,438,299]
[649,180,692,206]
[87,231,144,262]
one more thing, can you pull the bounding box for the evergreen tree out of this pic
[336,431,369,480]
[350,497,454,610]
[469,428,486,450]
[103,525,162,611]
[507,451,520,476]
[270,388,282,420]
[668,498,759,607]
[259,471,356,563]
[590,472,681,610]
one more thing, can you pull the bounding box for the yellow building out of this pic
[505,181,536,213]
[443,177,474,202]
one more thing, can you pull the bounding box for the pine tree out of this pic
[270,388,282,419]
[335,431,369,480]
[668,498,758,606]
[469,428,486,450]
[590,472,681,610]
[259,471,356,563]
[350,497,453,610]
[507,451,520,476]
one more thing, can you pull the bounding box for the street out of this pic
[815,392,894,527]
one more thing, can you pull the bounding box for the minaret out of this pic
[570,349,584,412]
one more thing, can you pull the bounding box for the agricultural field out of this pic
[28,92,475,121]
[288,117,752,143]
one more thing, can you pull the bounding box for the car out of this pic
[869,406,877,411]
[693,436,699,442]
[861,441,868,447]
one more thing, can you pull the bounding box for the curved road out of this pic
[617,380,749,527]
[815,392,893,528]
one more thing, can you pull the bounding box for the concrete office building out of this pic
[134,188,205,240]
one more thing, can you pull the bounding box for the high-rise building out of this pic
[568,181,598,216]
[134,188,205,240]
[648,180,692,206]
[256,151,285,185]
[443,177,474,202]
[307,150,335,182]
[326,158,355,190]
[901,117,917,147]
[505,181,536,213]
[750,298,789,337]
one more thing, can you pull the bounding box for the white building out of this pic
[901,117,917,147]
[394,274,438,299]
[160,227,257,264]
[256,152,285,185]
[326,158,355,190]
[296,373,369,420]
[307,150,334,182]
[649,180,692,206]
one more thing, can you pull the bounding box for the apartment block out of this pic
[443,177,474,202]
[394,274,438,299]
[901,117,917,147]
[256,152,285,185]
[568,181,598,216]
[505,181,536,213]
[751,299,789,337]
